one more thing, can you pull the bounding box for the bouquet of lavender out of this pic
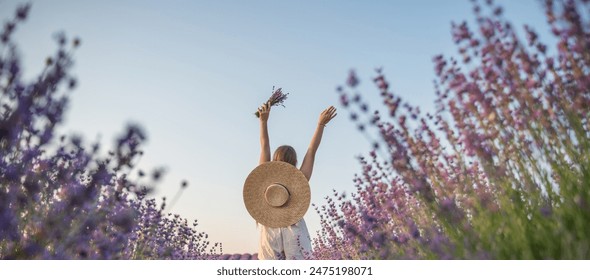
[254,86,289,118]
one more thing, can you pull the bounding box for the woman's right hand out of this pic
[257,102,271,122]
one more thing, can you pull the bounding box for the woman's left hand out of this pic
[318,106,337,126]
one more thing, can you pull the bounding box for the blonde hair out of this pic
[273,145,297,167]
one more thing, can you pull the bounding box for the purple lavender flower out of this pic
[312,0,590,260]
[0,4,221,260]
[254,87,289,118]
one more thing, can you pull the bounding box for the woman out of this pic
[255,102,337,260]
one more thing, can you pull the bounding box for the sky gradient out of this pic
[0,0,551,254]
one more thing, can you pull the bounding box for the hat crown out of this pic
[265,183,289,207]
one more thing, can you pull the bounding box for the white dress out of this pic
[258,219,312,260]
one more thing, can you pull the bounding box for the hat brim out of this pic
[243,161,310,228]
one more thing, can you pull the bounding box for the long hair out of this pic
[273,145,297,167]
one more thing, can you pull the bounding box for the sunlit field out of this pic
[1,0,589,260]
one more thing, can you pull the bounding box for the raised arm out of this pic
[300,106,337,180]
[258,102,271,165]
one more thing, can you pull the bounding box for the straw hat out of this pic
[243,161,311,228]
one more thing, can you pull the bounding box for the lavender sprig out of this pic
[254,86,289,118]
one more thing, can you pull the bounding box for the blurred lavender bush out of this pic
[313,0,589,259]
[0,4,220,259]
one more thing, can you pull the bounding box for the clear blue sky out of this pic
[1,0,551,254]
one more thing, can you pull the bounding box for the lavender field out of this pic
[1,0,589,259]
